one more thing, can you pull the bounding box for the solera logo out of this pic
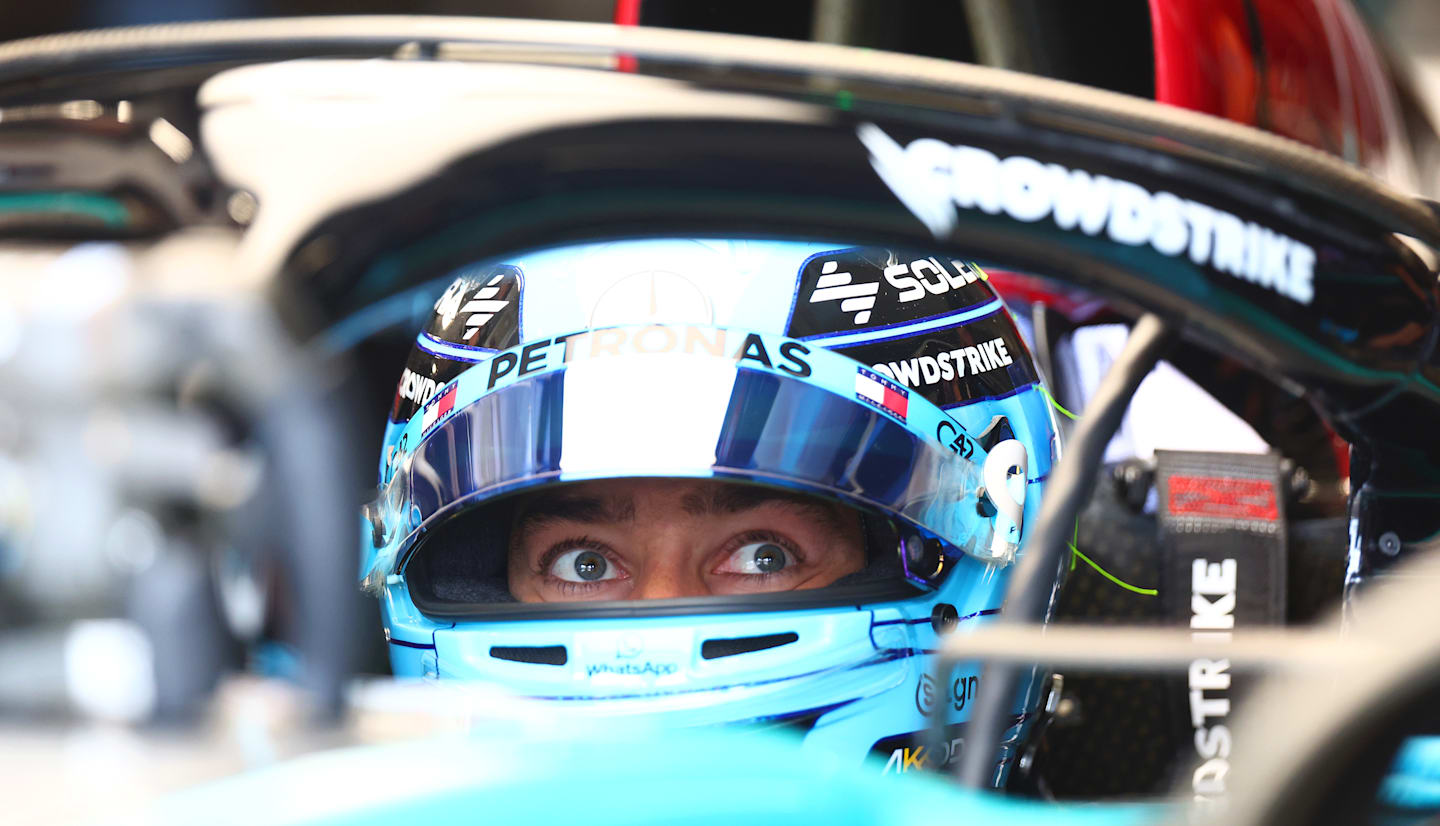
[807,257,980,327]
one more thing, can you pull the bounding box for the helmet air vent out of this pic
[700,632,799,660]
[489,645,568,666]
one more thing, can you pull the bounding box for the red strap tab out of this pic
[1167,475,1279,521]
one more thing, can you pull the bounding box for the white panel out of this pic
[1068,324,1270,464]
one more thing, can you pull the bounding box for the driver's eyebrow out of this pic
[514,494,636,534]
[680,485,844,531]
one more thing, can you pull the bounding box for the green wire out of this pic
[1038,372,1156,595]
[1069,517,1078,571]
[1038,384,1078,421]
[1069,544,1158,596]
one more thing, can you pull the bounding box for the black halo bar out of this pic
[951,313,1179,788]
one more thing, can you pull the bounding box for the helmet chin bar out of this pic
[954,313,1178,788]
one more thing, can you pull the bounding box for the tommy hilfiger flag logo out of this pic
[808,260,879,325]
[462,274,510,341]
[421,384,458,434]
[855,366,909,422]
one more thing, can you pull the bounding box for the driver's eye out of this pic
[718,542,793,575]
[549,549,618,582]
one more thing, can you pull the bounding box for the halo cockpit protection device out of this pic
[363,239,1060,780]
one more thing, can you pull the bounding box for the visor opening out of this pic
[700,632,800,660]
[490,645,568,665]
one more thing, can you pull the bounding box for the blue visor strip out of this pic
[416,332,498,362]
[797,299,1005,347]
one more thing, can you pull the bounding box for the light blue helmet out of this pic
[362,239,1060,781]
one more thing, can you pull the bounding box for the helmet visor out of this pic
[364,325,996,607]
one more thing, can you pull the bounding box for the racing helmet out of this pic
[361,238,1061,780]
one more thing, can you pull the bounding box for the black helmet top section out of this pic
[390,264,523,424]
[785,248,997,339]
[788,249,1037,410]
[426,264,523,349]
